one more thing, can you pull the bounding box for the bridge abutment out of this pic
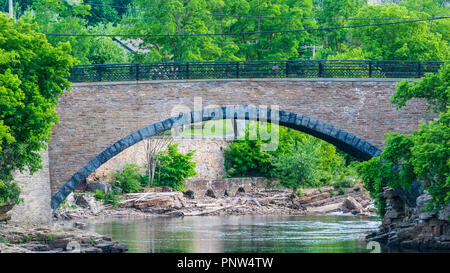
[8,149,52,224]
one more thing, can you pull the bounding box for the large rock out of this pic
[86,181,112,194]
[367,188,450,251]
[438,205,450,221]
[342,196,364,213]
[416,192,434,220]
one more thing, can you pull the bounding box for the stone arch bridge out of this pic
[48,77,429,209]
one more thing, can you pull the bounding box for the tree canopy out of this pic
[0,15,75,205]
[3,0,448,63]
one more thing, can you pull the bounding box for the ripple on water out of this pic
[85,214,381,253]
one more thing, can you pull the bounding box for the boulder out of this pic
[183,190,195,199]
[342,196,365,213]
[86,181,112,194]
[438,204,450,221]
[416,192,434,220]
[75,195,90,208]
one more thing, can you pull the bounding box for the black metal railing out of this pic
[67,60,444,83]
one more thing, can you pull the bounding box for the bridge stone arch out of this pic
[50,105,382,209]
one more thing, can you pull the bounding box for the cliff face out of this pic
[367,187,450,251]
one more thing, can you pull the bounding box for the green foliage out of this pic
[392,64,449,114]
[0,180,22,206]
[153,144,197,192]
[356,64,450,215]
[121,0,316,61]
[224,123,346,190]
[313,0,367,53]
[224,138,274,178]
[94,189,121,206]
[356,157,392,215]
[335,4,449,61]
[8,0,450,64]
[0,15,74,205]
[272,138,320,193]
[85,0,120,26]
[21,0,129,64]
[411,111,450,210]
[111,163,143,193]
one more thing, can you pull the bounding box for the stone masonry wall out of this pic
[49,78,428,194]
[184,177,267,198]
[87,138,230,182]
[8,150,52,224]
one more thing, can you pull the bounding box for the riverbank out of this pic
[0,185,374,253]
[53,185,375,220]
[0,222,128,253]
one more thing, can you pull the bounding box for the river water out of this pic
[85,214,381,253]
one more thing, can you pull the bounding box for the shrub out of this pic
[224,123,345,188]
[153,144,197,192]
[224,139,273,178]
[111,164,143,193]
[94,189,121,206]
[0,180,22,206]
[272,139,320,194]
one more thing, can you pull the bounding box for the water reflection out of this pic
[85,215,381,253]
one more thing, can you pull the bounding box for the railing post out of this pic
[236,62,239,78]
[81,68,85,82]
[285,61,289,78]
[97,66,103,82]
[186,62,189,79]
[368,61,372,78]
[136,63,140,81]
[318,61,324,78]
[417,62,421,78]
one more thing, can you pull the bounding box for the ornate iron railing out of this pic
[68,60,444,83]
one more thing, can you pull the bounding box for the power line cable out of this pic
[59,0,434,21]
[43,16,450,37]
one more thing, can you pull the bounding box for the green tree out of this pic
[85,0,120,26]
[86,23,131,64]
[153,144,197,192]
[224,138,274,178]
[272,137,321,194]
[0,15,75,205]
[337,4,449,61]
[122,0,228,62]
[313,0,367,55]
[23,0,128,64]
[392,63,449,114]
[224,123,345,186]
[356,64,450,215]
[222,0,316,60]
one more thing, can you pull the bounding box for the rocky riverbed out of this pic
[0,222,128,253]
[1,184,374,253]
[53,185,375,220]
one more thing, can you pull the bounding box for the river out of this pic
[84,214,381,253]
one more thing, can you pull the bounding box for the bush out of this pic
[272,139,320,194]
[111,164,143,193]
[224,123,346,189]
[94,189,121,206]
[153,144,197,192]
[224,139,273,178]
[0,180,22,206]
